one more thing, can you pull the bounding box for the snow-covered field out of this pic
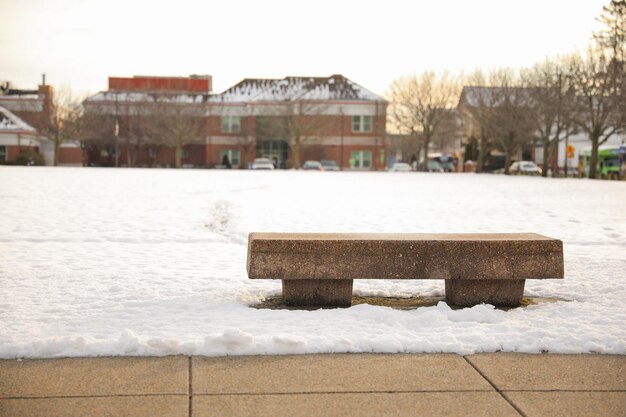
[1,167,625,358]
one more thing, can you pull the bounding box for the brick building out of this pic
[83,75,387,169]
[0,82,83,166]
[0,106,42,163]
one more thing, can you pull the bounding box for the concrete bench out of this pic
[247,233,564,308]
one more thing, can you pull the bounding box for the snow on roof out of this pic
[212,75,385,103]
[85,91,211,105]
[0,105,36,132]
[85,75,385,106]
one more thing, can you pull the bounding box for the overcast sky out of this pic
[0,0,608,97]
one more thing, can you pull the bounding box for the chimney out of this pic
[42,73,46,86]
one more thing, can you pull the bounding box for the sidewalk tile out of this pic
[192,353,492,395]
[0,395,187,417]
[505,391,626,417]
[193,392,522,417]
[0,356,188,398]
[466,353,626,391]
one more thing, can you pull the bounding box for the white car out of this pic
[251,158,275,170]
[509,161,542,176]
[389,162,412,172]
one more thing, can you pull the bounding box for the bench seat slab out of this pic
[247,233,563,308]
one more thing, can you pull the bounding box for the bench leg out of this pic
[282,279,353,307]
[445,279,525,307]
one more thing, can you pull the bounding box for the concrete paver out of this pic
[0,356,188,398]
[192,392,522,417]
[0,396,188,417]
[0,353,624,417]
[504,391,626,417]
[466,353,626,391]
[192,353,492,394]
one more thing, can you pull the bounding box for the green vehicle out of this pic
[579,148,623,179]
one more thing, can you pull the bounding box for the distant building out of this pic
[83,74,387,169]
[0,81,82,166]
[0,106,42,163]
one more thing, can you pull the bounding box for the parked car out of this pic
[509,161,542,176]
[389,162,412,172]
[320,159,340,171]
[302,160,324,171]
[251,158,275,170]
[420,160,444,172]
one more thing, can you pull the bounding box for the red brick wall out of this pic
[58,147,83,165]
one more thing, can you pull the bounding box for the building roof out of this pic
[459,86,534,108]
[85,74,385,105]
[214,75,385,103]
[84,91,211,104]
[0,105,37,132]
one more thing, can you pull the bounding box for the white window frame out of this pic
[352,115,372,132]
[221,116,241,133]
[350,150,372,169]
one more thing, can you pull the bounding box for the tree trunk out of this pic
[53,139,60,166]
[422,136,431,172]
[126,137,131,167]
[292,141,301,169]
[541,139,550,178]
[589,137,600,179]
[504,150,512,175]
[175,140,182,169]
[477,135,486,173]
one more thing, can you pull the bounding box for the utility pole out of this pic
[340,107,344,170]
[115,95,119,168]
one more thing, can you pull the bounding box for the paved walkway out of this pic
[1,353,624,416]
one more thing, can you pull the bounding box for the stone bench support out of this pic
[247,233,564,308]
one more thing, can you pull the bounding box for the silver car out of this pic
[251,158,275,170]
[509,161,542,176]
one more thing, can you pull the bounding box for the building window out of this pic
[148,147,158,158]
[350,150,372,169]
[220,149,240,167]
[221,116,241,133]
[352,115,372,132]
[181,148,189,159]
[0,146,6,162]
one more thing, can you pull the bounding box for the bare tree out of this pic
[255,100,330,169]
[594,0,626,135]
[567,48,624,179]
[431,109,463,153]
[116,101,154,167]
[486,70,535,174]
[595,0,626,64]
[522,57,576,177]
[147,98,206,168]
[389,71,461,171]
[457,70,495,172]
[38,87,84,166]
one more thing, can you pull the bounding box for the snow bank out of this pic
[0,167,624,358]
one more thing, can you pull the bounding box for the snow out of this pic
[0,105,36,132]
[214,75,384,103]
[86,91,209,104]
[1,167,625,359]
